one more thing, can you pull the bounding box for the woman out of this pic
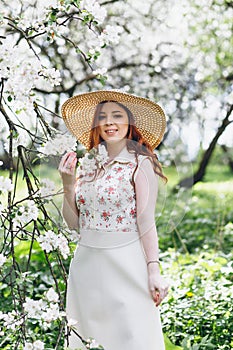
[59,90,169,350]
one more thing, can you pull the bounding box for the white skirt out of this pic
[66,229,165,350]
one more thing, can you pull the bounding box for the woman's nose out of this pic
[105,115,113,125]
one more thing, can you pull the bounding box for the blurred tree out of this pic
[178,104,233,187]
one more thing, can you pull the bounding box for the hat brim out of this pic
[61,90,166,150]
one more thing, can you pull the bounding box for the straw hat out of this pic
[61,90,166,150]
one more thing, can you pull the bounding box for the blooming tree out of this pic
[0,0,232,348]
[0,0,121,348]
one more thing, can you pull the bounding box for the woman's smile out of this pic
[105,128,118,136]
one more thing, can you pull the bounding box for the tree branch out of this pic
[177,104,233,188]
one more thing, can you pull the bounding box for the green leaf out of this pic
[164,334,182,350]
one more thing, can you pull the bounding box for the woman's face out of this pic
[97,102,129,143]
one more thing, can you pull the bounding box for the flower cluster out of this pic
[39,67,62,87]
[38,133,77,157]
[46,287,59,303]
[0,176,14,193]
[0,288,62,348]
[23,298,46,319]
[0,310,24,331]
[13,201,39,228]
[0,37,61,113]
[80,0,107,23]
[37,230,70,259]
[24,340,45,350]
[99,25,123,46]
[23,287,63,328]
[4,0,54,31]
[77,144,109,178]
[26,298,60,325]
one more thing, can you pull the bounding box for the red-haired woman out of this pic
[59,91,169,350]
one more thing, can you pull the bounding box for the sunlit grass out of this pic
[194,180,232,194]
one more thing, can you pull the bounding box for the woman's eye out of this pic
[98,115,105,121]
[114,114,123,118]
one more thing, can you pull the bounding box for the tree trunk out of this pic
[221,144,233,172]
[178,104,233,188]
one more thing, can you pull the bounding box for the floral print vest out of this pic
[75,147,141,232]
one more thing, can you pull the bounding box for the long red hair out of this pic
[89,100,167,183]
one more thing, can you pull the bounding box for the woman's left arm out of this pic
[135,158,169,306]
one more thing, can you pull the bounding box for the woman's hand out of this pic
[58,151,78,187]
[147,264,169,307]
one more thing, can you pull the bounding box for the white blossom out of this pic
[33,340,45,350]
[13,201,39,228]
[77,155,97,177]
[0,176,14,193]
[90,339,101,348]
[23,298,45,319]
[42,303,60,323]
[38,133,77,157]
[37,230,55,253]
[37,230,70,259]
[40,67,61,86]
[99,25,123,46]
[23,288,63,327]
[24,343,33,350]
[2,310,23,330]
[86,338,102,349]
[96,144,109,164]
[0,254,7,267]
[0,36,61,113]
[77,144,109,178]
[13,0,61,31]
[81,0,107,23]
[56,234,70,259]
[16,5,47,30]
[93,67,108,76]
[67,318,78,327]
[46,288,59,303]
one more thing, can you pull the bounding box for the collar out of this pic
[104,146,136,167]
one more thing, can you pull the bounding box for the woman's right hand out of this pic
[58,151,78,186]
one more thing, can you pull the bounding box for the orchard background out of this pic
[0,1,232,349]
